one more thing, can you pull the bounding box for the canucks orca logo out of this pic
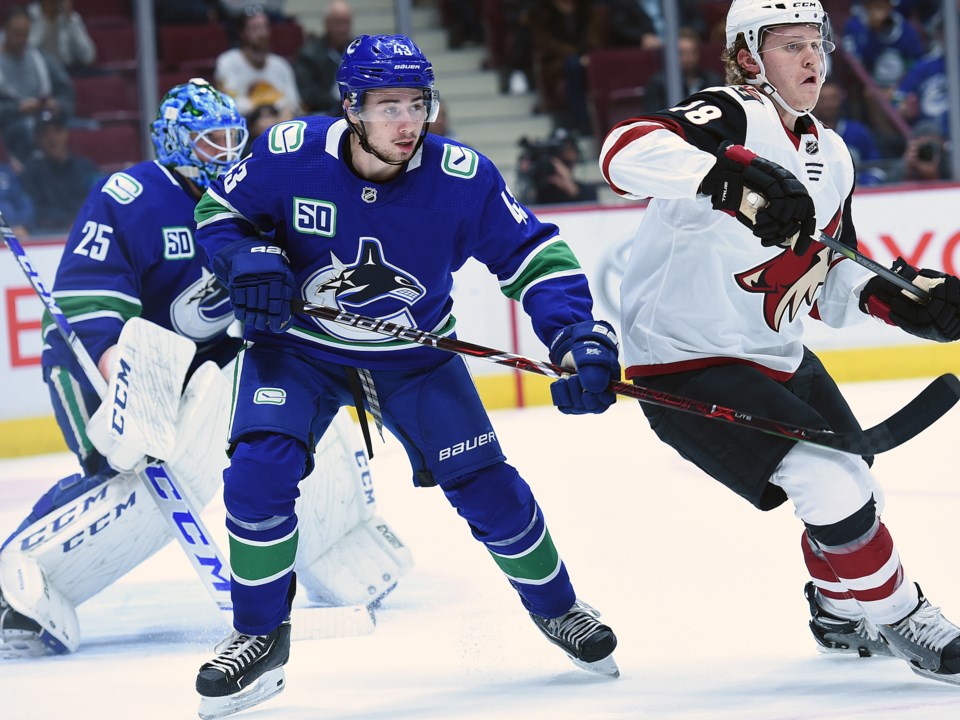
[170,268,234,342]
[303,237,426,342]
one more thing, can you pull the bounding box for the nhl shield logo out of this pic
[361,187,378,203]
[805,139,819,155]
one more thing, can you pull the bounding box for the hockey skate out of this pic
[196,619,292,719]
[878,585,960,686]
[804,582,891,658]
[530,599,619,677]
[0,591,44,658]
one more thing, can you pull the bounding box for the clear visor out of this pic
[350,88,441,124]
[759,20,835,56]
[192,125,249,166]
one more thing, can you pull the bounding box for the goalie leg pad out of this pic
[0,551,80,655]
[295,409,413,606]
[2,470,173,607]
[296,516,414,607]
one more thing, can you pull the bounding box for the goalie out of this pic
[0,79,412,658]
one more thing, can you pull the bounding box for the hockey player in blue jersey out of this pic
[192,33,622,718]
[1,79,411,660]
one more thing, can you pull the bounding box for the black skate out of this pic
[196,619,292,719]
[804,582,891,658]
[530,599,619,677]
[879,584,960,685]
[0,591,44,658]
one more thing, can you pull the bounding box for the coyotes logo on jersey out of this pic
[734,243,831,331]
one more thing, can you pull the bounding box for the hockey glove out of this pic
[859,257,960,342]
[225,245,296,333]
[701,141,815,255]
[548,320,621,415]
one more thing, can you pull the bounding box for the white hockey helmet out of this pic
[725,0,830,57]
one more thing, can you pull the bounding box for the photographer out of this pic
[886,119,951,183]
[517,128,598,205]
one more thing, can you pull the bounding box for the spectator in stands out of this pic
[26,0,95,72]
[892,13,950,137]
[155,1,225,25]
[215,7,303,117]
[643,26,722,111]
[842,0,925,91]
[530,0,604,134]
[0,159,34,239]
[885,118,951,182]
[444,0,485,49]
[293,0,352,116]
[242,100,293,155]
[221,0,288,24]
[598,0,705,49]
[20,108,98,232]
[498,0,536,95]
[0,4,74,166]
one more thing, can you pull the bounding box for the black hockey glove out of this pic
[218,243,296,334]
[701,141,815,255]
[859,257,960,342]
[548,320,621,415]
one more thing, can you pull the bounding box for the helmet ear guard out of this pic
[151,78,249,189]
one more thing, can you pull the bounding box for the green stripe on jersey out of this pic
[229,528,299,585]
[195,191,231,226]
[500,241,581,301]
[40,294,142,336]
[488,526,561,584]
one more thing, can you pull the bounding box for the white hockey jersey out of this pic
[599,84,874,381]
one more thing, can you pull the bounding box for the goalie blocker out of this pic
[0,320,413,657]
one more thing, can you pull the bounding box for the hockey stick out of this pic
[3,225,382,639]
[742,191,928,300]
[0,217,232,612]
[293,300,960,455]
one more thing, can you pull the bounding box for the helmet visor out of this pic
[350,88,441,123]
[759,18,835,56]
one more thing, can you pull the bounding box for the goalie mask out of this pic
[336,34,440,164]
[725,0,835,116]
[152,78,249,189]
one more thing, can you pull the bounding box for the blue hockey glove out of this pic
[859,258,960,342]
[548,320,621,415]
[226,245,295,333]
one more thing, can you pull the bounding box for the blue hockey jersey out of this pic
[41,161,238,377]
[195,117,597,370]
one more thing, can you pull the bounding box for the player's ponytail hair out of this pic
[722,33,753,85]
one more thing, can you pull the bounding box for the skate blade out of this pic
[569,653,620,678]
[197,667,286,719]
[0,632,50,659]
[907,663,960,686]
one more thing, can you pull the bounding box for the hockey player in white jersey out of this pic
[600,0,960,686]
[0,79,411,660]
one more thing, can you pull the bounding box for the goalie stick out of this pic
[293,300,960,455]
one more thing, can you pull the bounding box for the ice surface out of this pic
[4,378,960,719]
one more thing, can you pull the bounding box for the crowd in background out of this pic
[0,0,955,234]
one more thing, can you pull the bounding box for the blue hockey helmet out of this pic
[336,34,440,122]
[151,78,249,189]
